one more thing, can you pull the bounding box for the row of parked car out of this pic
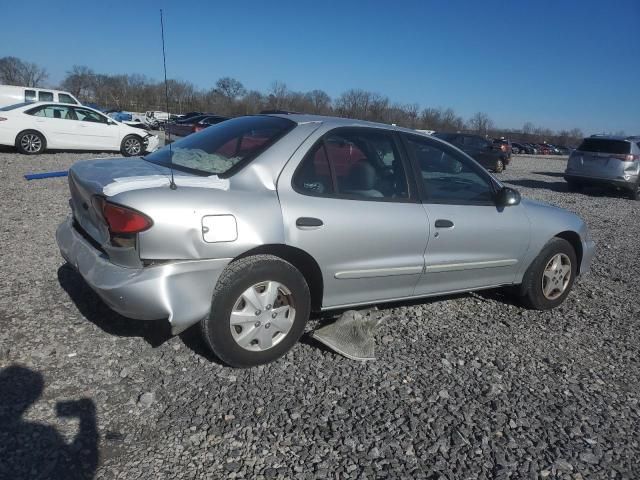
[511,141,573,156]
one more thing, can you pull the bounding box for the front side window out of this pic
[294,128,410,200]
[74,108,107,123]
[27,105,76,120]
[58,93,77,104]
[38,91,54,102]
[405,135,495,205]
[24,90,36,102]
[144,115,295,176]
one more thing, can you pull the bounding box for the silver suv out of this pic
[57,114,595,367]
[565,135,640,200]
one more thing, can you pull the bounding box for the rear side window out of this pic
[294,128,410,200]
[578,138,631,154]
[58,93,77,104]
[27,105,75,119]
[25,90,36,102]
[144,115,295,176]
[293,143,334,195]
[38,91,54,102]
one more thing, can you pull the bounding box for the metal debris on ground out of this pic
[312,309,387,361]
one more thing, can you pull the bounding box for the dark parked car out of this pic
[166,115,229,137]
[493,138,512,161]
[511,142,534,154]
[434,133,509,172]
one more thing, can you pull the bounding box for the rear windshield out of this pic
[0,102,32,111]
[144,115,295,176]
[578,138,631,154]
[434,133,456,142]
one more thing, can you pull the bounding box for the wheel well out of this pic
[15,129,47,147]
[555,231,583,273]
[234,244,324,311]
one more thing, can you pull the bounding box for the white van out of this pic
[0,85,81,108]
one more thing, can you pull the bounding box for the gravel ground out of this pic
[0,149,639,479]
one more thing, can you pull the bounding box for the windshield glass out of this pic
[144,116,295,176]
[0,102,32,111]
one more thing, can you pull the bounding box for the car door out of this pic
[73,107,119,149]
[402,133,530,295]
[27,104,78,148]
[277,126,429,308]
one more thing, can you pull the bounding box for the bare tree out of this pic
[0,56,48,87]
[267,81,289,110]
[469,112,494,135]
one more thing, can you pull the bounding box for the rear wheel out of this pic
[628,182,639,201]
[16,130,46,155]
[519,237,577,310]
[120,135,143,157]
[494,159,505,173]
[201,255,310,368]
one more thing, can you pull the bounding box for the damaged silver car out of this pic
[57,114,595,367]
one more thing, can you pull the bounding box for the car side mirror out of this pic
[496,186,521,207]
[108,120,117,125]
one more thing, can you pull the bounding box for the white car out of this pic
[0,102,159,156]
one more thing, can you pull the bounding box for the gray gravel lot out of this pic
[1,149,639,479]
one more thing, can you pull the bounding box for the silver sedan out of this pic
[57,114,595,367]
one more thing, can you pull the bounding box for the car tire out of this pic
[120,135,143,157]
[519,237,577,310]
[628,182,639,201]
[494,159,505,173]
[16,130,46,155]
[201,254,311,368]
[566,180,582,192]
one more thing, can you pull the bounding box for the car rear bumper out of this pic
[56,216,231,334]
[564,173,638,190]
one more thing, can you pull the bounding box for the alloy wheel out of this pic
[124,138,141,155]
[541,253,571,300]
[21,134,42,153]
[229,281,296,352]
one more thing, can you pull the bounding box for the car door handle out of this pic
[434,219,454,228]
[296,217,323,228]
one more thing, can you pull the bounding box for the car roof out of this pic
[14,101,87,109]
[264,113,431,137]
[588,134,636,141]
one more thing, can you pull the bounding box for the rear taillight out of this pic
[612,154,639,161]
[0,117,7,121]
[101,201,152,234]
[501,144,507,152]
[193,124,205,132]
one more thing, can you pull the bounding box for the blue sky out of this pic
[1,0,638,134]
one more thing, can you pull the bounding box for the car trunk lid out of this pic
[68,157,176,245]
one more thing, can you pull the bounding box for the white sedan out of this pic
[0,102,159,156]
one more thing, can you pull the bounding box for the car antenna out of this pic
[160,9,177,190]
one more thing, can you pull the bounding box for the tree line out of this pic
[0,56,589,146]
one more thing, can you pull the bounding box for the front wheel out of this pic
[120,135,143,157]
[519,238,577,310]
[201,255,310,368]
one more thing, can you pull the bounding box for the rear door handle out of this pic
[434,219,454,228]
[296,217,323,228]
